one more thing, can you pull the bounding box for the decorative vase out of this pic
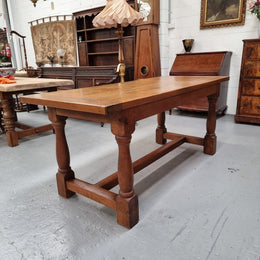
[182,39,194,53]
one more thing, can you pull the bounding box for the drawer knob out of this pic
[257,105,260,109]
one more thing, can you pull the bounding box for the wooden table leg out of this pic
[48,108,75,198]
[204,94,218,155]
[111,120,138,228]
[156,112,167,144]
[115,135,139,228]
[1,95,18,147]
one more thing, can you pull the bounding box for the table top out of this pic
[0,77,74,92]
[21,76,229,115]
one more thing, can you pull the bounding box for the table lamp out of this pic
[93,0,143,83]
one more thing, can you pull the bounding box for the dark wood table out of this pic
[21,76,229,228]
[0,77,74,146]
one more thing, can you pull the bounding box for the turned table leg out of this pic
[156,112,167,144]
[48,108,75,198]
[204,94,218,155]
[1,95,18,147]
[111,118,139,228]
[115,134,139,228]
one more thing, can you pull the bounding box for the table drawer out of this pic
[243,61,260,77]
[242,79,260,95]
[240,96,260,115]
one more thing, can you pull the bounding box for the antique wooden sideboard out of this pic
[170,51,232,114]
[39,66,133,89]
[235,39,260,124]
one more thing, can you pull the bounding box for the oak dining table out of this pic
[21,75,229,228]
[0,77,74,147]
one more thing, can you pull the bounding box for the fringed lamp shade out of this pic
[93,0,143,83]
[93,0,143,28]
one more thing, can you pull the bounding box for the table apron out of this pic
[50,84,219,124]
[126,84,219,122]
[54,108,110,124]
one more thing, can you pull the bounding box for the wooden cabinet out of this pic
[235,39,260,124]
[170,51,232,114]
[134,24,160,79]
[73,0,136,78]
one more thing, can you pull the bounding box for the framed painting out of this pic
[200,0,247,29]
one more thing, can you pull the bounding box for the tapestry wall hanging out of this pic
[30,16,77,65]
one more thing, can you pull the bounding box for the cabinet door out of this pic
[134,25,161,79]
[78,42,88,66]
[123,37,135,66]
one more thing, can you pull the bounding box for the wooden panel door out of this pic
[134,24,161,79]
[78,42,88,66]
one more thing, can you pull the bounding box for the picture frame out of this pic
[200,0,246,29]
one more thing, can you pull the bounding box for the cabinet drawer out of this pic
[244,43,260,59]
[243,60,260,77]
[240,96,260,115]
[242,79,260,95]
[77,79,93,88]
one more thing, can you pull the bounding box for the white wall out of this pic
[160,0,260,114]
[6,0,260,114]
[0,2,6,28]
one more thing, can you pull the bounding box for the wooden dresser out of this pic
[73,1,136,81]
[235,39,260,124]
[170,51,232,114]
